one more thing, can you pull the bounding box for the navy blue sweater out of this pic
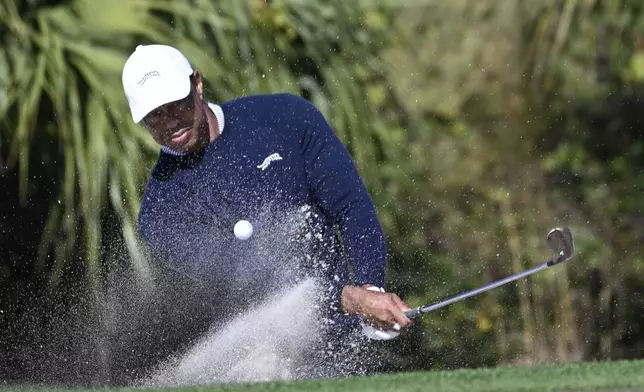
[138,93,386,327]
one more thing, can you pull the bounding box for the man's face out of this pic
[141,73,209,153]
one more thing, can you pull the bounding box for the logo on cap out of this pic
[137,71,161,86]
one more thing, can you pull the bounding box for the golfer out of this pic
[122,44,410,375]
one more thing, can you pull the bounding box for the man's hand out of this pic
[341,284,412,330]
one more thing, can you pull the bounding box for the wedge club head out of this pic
[546,227,575,265]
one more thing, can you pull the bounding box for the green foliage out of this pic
[0,0,179,288]
[379,0,644,366]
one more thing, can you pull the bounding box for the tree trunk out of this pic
[501,198,536,363]
[555,267,581,361]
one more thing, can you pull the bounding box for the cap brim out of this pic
[131,74,192,123]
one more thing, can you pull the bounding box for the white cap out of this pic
[122,44,194,123]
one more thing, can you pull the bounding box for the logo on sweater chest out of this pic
[257,153,283,171]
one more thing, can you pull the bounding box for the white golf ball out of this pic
[234,220,253,240]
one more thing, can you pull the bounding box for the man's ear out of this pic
[193,69,203,97]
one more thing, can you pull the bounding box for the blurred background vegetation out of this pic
[1,0,643,387]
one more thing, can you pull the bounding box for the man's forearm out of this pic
[341,284,374,315]
[341,285,361,315]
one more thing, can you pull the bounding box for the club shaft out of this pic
[406,258,557,319]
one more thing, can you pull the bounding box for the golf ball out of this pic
[234,220,253,240]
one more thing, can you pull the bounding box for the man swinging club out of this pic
[121,44,411,376]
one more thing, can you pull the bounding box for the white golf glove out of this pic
[360,286,401,341]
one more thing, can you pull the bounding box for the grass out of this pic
[5,360,644,392]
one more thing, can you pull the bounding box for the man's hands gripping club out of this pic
[341,284,412,338]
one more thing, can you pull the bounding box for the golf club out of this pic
[404,227,575,320]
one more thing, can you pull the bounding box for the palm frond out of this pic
[0,0,186,290]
